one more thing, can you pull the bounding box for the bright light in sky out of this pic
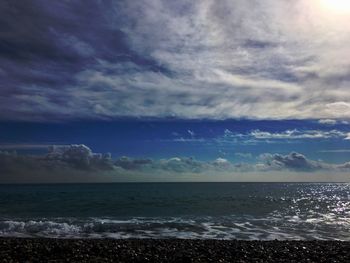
[320,0,350,14]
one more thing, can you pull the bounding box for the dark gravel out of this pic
[0,238,349,262]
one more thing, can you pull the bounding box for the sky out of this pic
[1,0,350,182]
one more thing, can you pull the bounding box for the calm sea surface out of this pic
[0,183,349,240]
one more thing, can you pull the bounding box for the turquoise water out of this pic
[0,183,349,240]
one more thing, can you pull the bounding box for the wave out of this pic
[1,214,349,240]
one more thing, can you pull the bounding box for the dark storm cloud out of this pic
[114,156,153,170]
[0,0,166,121]
[46,144,114,170]
[0,1,129,63]
[0,144,114,173]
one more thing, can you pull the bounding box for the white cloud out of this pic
[325,102,350,118]
[222,129,349,141]
[250,129,346,140]
[212,158,230,167]
[187,130,195,137]
[345,133,350,140]
[94,0,350,120]
[2,0,350,121]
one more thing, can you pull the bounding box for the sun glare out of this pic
[320,0,350,14]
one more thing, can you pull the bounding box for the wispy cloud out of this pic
[318,119,337,125]
[249,129,347,140]
[187,130,195,137]
[319,149,350,153]
[165,127,350,146]
[1,1,350,121]
[221,129,349,141]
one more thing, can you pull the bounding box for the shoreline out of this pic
[0,238,349,262]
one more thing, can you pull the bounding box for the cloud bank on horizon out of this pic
[1,0,350,121]
[1,144,350,183]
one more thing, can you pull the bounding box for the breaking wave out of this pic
[1,213,349,240]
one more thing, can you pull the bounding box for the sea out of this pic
[0,183,349,240]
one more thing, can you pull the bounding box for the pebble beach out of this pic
[0,238,349,262]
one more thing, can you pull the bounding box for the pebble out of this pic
[0,238,349,262]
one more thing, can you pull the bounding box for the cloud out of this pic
[213,129,350,145]
[187,130,195,137]
[249,129,346,140]
[326,102,350,118]
[337,162,350,170]
[114,156,153,170]
[212,158,231,169]
[258,152,330,172]
[0,0,350,121]
[0,145,114,177]
[317,119,349,126]
[1,144,350,184]
[221,129,349,142]
[235,153,253,159]
[318,119,337,125]
[46,145,114,170]
[117,156,236,173]
[158,157,205,173]
[319,149,350,153]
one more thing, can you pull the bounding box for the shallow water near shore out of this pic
[0,183,349,240]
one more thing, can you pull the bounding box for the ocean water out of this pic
[0,183,349,240]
